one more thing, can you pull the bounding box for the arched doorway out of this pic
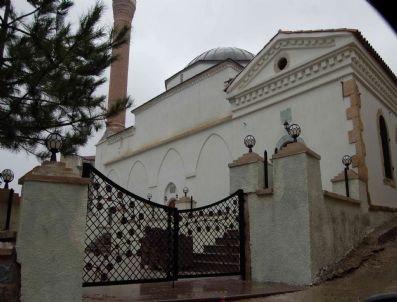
[164,182,178,205]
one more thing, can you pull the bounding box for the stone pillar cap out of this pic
[176,196,193,203]
[19,161,90,185]
[228,152,264,168]
[331,169,360,182]
[272,142,320,160]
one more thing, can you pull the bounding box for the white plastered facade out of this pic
[96,30,397,208]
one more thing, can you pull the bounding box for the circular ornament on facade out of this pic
[277,57,288,70]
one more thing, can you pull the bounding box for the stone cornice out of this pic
[350,51,397,113]
[331,169,360,182]
[228,36,336,92]
[228,43,397,116]
[228,46,353,113]
[272,142,321,160]
[228,152,264,168]
[18,161,90,186]
[132,61,243,114]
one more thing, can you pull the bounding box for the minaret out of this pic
[106,0,136,135]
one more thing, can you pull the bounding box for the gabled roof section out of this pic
[281,29,397,84]
[226,29,397,95]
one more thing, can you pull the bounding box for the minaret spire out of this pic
[106,0,136,135]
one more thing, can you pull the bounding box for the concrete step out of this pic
[215,237,239,246]
[225,229,240,239]
[204,244,239,254]
[193,252,239,264]
[192,260,240,272]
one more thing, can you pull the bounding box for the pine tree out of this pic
[0,0,132,157]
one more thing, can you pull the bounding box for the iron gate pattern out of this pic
[82,164,244,287]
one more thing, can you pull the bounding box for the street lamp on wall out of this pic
[244,135,256,153]
[46,133,62,162]
[1,168,14,231]
[147,193,152,201]
[342,155,352,197]
[183,187,189,197]
[288,124,301,142]
[1,169,14,189]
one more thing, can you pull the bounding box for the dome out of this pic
[187,47,254,66]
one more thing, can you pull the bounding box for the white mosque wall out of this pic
[127,160,149,197]
[96,32,397,208]
[97,75,360,207]
[358,81,397,208]
[131,63,240,148]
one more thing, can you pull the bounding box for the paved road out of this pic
[240,236,397,302]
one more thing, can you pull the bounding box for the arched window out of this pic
[379,115,393,179]
[164,182,178,204]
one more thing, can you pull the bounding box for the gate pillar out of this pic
[229,142,324,285]
[228,151,267,194]
[17,161,89,302]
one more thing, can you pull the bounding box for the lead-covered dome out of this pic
[187,47,254,66]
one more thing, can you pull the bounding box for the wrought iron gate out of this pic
[82,164,245,287]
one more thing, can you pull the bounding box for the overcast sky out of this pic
[1,0,397,192]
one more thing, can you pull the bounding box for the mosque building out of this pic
[95,0,397,209]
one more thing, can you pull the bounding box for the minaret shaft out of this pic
[107,0,136,134]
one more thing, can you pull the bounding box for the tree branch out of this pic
[7,7,41,26]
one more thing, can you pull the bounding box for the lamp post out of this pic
[244,135,256,153]
[183,187,189,197]
[1,169,14,230]
[46,133,62,162]
[1,169,14,189]
[342,155,352,197]
[288,123,301,142]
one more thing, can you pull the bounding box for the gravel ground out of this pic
[238,235,397,302]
